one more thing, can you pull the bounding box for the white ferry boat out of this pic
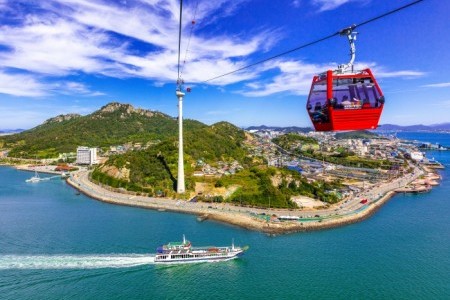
[154,235,247,264]
[26,169,41,183]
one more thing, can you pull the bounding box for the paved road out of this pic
[69,165,422,221]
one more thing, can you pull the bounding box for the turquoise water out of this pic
[1,136,450,299]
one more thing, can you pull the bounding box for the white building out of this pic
[76,146,98,165]
[410,151,424,162]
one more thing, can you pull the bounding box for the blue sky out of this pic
[0,0,449,129]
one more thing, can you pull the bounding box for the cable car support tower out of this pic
[176,0,185,194]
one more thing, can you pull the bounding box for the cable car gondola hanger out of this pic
[306,25,385,131]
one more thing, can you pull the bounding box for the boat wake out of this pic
[0,254,155,270]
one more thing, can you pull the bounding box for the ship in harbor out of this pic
[25,168,42,183]
[154,235,247,264]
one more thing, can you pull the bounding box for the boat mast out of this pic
[35,156,39,178]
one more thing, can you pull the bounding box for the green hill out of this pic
[272,133,318,149]
[93,121,250,195]
[335,130,380,140]
[1,102,206,158]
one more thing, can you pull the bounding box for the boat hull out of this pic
[154,250,244,264]
[154,254,241,265]
[26,177,41,183]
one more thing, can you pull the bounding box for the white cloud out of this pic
[312,0,354,11]
[429,99,450,108]
[239,61,425,97]
[421,82,450,88]
[312,0,371,12]
[0,0,424,99]
[45,0,269,76]
[51,81,105,96]
[0,70,103,97]
[0,0,275,97]
[374,70,425,78]
[292,0,301,8]
[0,18,113,76]
[239,60,330,97]
[351,62,425,79]
[0,72,47,97]
[442,100,450,108]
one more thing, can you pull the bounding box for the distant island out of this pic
[246,125,312,133]
[247,124,450,133]
[0,129,24,135]
[377,123,450,132]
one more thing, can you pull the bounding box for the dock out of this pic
[197,214,209,222]
[395,185,431,194]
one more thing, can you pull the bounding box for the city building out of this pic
[76,146,98,165]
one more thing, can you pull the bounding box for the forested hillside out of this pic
[1,102,205,157]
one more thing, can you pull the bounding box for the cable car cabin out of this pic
[306,68,384,131]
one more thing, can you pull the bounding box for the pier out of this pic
[395,185,431,194]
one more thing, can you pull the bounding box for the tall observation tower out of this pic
[176,88,185,193]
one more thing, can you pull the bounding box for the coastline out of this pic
[15,165,66,175]
[66,170,407,234]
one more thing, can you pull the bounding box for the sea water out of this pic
[0,134,449,299]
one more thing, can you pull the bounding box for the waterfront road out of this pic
[69,166,422,222]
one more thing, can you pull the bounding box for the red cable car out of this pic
[306,26,385,131]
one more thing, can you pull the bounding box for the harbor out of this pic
[8,131,446,234]
[1,156,450,299]
[12,164,78,183]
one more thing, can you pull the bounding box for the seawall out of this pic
[67,173,399,235]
